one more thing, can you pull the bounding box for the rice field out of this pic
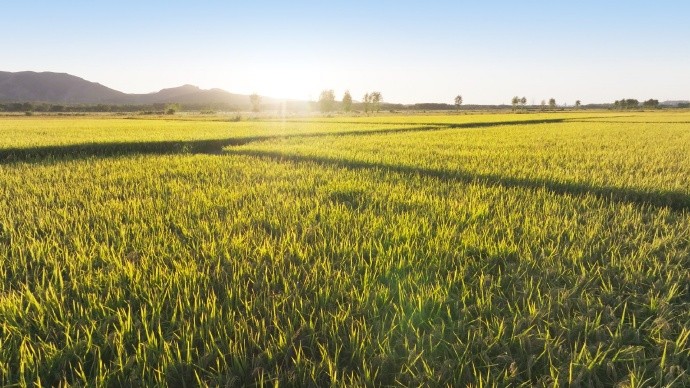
[0,112,689,386]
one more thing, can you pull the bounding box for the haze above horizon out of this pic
[3,0,689,105]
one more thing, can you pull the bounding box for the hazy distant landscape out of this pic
[3,71,688,114]
[0,71,300,111]
[2,1,690,386]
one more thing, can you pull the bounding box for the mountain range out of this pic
[0,71,289,108]
[2,71,688,109]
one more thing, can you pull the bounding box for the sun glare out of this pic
[234,63,331,101]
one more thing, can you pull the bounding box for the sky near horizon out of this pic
[3,1,689,105]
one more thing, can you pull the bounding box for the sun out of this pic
[235,62,328,101]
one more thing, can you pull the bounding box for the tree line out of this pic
[613,99,660,109]
[0,102,247,113]
[246,90,383,114]
[0,95,678,114]
[315,90,383,113]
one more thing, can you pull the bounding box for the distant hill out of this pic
[0,71,297,109]
[661,100,690,107]
[129,84,254,106]
[6,71,685,111]
[0,71,130,103]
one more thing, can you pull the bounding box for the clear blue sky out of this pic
[3,0,689,104]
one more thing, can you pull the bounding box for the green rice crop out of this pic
[234,121,690,207]
[273,111,690,125]
[0,117,419,150]
[0,112,688,386]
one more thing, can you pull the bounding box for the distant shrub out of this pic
[24,111,33,116]
[165,104,180,115]
[228,114,242,122]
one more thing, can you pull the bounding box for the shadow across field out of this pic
[569,120,690,124]
[0,128,425,164]
[0,138,240,164]
[227,149,690,212]
[4,117,688,212]
[269,118,570,127]
[0,119,568,165]
[268,116,644,126]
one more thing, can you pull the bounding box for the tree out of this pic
[318,89,336,113]
[540,100,546,111]
[363,93,371,114]
[615,99,640,110]
[520,96,527,111]
[548,98,557,109]
[342,90,353,112]
[625,99,639,109]
[20,102,34,112]
[249,93,261,112]
[370,91,382,112]
[454,95,463,110]
[511,96,520,112]
[166,103,180,115]
[575,100,581,109]
[643,99,659,109]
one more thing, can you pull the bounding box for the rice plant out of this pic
[1,112,688,386]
